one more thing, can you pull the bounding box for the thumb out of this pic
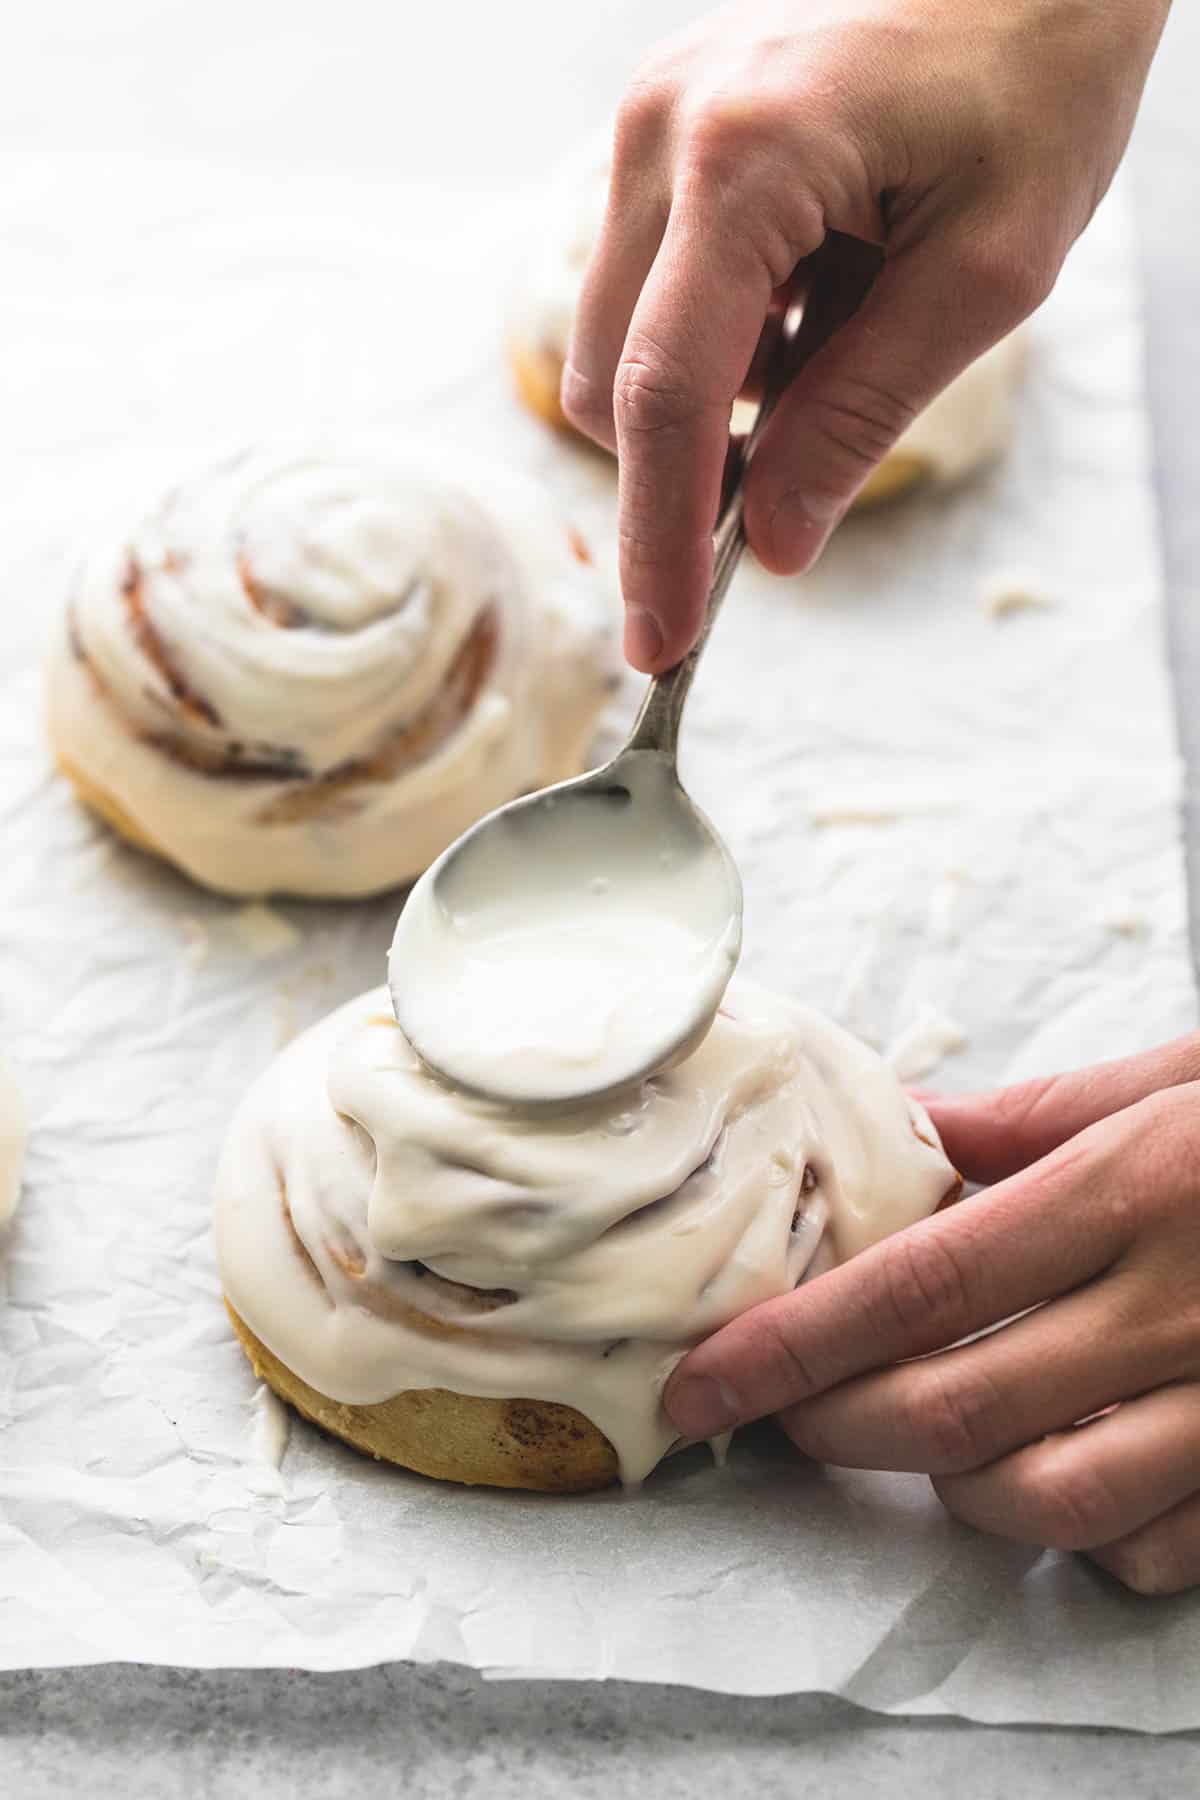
[744,226,1051,573]
[928,1036,1200,1187]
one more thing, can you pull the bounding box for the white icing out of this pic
[980,569,1056,619]
[1099,900,1148,938]
[926,871,967,948]
[251,1382,290,1470]
[232,903,302,959]
[886,1005,968,1083]
[49,445,617,898]
[215,978,956,1485]
[509,139,1024,485]
[179,916,211,969]
[0,1059,27,1230]
[390,752,740,1104]
[244,1382,290,1497]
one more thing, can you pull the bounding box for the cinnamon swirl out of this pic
[49,447,617,898]
[507,140,1025,504]
[216,979,959,1491]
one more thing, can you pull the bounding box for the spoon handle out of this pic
[625,233,882,761]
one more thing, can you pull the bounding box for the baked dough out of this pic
[226,1303,618,1491]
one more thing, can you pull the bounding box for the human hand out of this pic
[563,0,1169,672]
[664,1036,1200,1594]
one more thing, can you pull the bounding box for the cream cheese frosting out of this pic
[508,138,1025,486]
[49,446,617,898]
[215,978,956,1484]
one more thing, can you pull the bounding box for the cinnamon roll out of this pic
[507,140,1025,504]
[48,447,617,898]
[0,1058,26,1231]
[216,979,959,1491]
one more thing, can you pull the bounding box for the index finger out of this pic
[663,1103,1146,1439]
[929,1035,1200,1186]
[612,198,794,672]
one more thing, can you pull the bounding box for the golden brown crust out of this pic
[508,338,572,433]
[507,337,930,509]
[854,452,929,508]
[225,1300,620,1493]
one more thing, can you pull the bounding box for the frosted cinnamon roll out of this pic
[507,140,1025,505]
[216,979,959,1491]
[48,447,616,898]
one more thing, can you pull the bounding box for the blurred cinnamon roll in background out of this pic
[48,446,617,897]
[216,978,959,1492]
[507,140,1026,506]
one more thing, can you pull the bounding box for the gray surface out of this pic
[3,1666,1200,1799]
[3,2,1200,1794]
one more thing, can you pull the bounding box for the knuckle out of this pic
[1135,1086,1200,1195]
[559,363,612,437]
[677,97,820,291]
[614,74,672,160]
[1022,1122,1128,1233]
[983,1072,1060,1139]
[680,90,760,176]
[960,235,1056,326]
[613,339,708,440]
[1023,1447,1124,1551]
[909,1361,998,1472]
[1167,1034,1200,1089]
[877,1227,974,1340]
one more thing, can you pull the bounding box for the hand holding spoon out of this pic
[389,242,879,1107]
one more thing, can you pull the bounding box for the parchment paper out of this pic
[1,106,1197,1725]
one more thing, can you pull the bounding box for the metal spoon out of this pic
[388,243,878,1107]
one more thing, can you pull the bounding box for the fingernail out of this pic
[665,1374,741,1439]
[625,606,664,670]
[766,488,839,571]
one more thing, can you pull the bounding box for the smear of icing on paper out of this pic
[980,569,1056,619]
[245,1382,290,1496]
[887,1005,969,1083]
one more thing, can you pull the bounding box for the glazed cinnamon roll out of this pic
[507,140,1025,505]
[216,979,959,1491]
[48,447,617,898]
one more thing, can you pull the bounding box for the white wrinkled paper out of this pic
[0,115,1197,1726]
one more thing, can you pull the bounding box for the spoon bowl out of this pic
[388,745,742,1107]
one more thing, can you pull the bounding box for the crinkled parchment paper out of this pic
[0,134,1197,1725]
